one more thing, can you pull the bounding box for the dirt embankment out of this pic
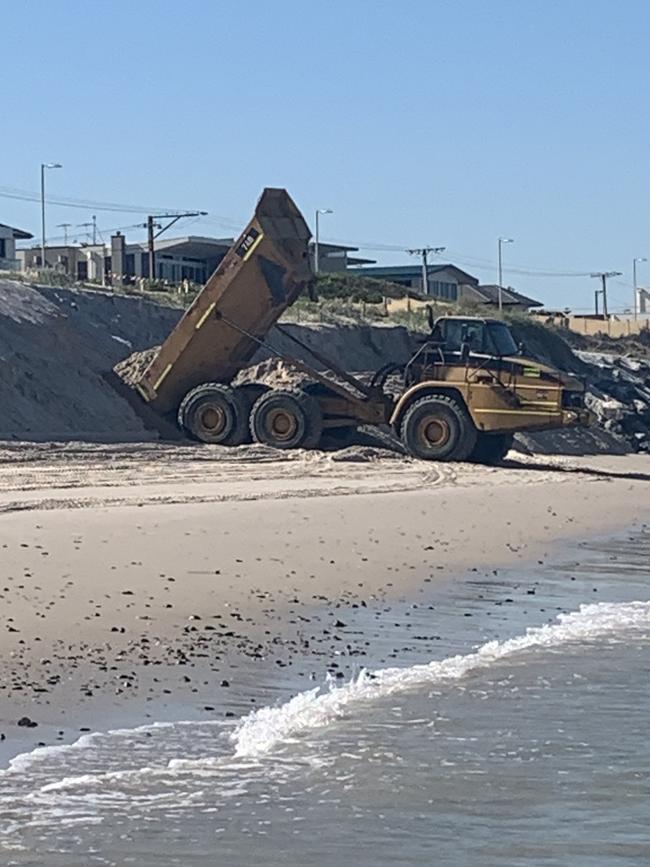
[0,281,180,442]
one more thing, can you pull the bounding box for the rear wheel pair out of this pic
[249,388,322,449]
[178,383,252,445]
[179,384,323,449]
[400,394,512,464]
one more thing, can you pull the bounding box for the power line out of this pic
[0,185,201,215]
[0,181,628,285]
[323,236,594,279]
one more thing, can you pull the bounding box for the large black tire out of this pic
[178,383,249,445]
[468,432,514,465]
[400,394,477,461]
[250,389,323,450]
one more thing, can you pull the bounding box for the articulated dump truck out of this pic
[133,187,591,464]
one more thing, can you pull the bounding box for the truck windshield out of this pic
[487,322,519,356]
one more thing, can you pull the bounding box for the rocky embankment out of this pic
[579,350,650,453]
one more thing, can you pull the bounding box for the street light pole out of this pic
[314,209,333,274]
[40,162,62,267]
[633,257,646,320]
[497,237,514,313]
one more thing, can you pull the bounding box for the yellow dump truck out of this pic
[132,187,590,463]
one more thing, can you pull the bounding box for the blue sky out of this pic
[3,0,650,311]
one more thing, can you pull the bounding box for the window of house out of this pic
[429,280,458,301]
[0,239,6,259]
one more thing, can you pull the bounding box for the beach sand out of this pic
[1,442,649,762]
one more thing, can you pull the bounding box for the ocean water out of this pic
[1,530,649,866]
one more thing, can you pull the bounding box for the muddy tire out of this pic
[178,383,250,445]
[401,394,477,461]
[468,432,513,465]
[250,389,323,450]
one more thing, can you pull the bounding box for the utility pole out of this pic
[40,162,62,267]
[145,210,207,281]
[407,246,446,296]
[147,215,156,281]
[590,271,621,319]
[497,237,514,312]
[633,257,647,320]
[92,215,97,245]
[56,223,72,245]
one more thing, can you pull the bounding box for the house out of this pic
[346,263,479,303]
[18,235,234,286]
[461,284,543,310]
[311,242,375,273]
[0,223,33,271]
[18,243,107,281]
[116,235,233,283]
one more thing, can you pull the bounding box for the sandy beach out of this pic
[1,443,649,763]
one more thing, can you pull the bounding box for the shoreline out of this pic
[1,447,649,765]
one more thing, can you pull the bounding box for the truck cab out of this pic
[429,315,520,360]
[391,314,591,463]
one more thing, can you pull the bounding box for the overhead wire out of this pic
[0,185,201,215]
[1,183,632,287]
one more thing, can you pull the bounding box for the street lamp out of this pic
[40,162,62,268]
[314,208,333,274]
[497,237,514,312]
[633,257,647,320]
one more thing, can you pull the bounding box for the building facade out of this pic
[0,223,33,271]
[18,244,106,282]
[347,263,479,302]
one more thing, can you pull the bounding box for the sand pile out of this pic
[0,280,178,441]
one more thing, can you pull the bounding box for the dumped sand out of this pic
[114,346,161,387]
[0,280,178,441]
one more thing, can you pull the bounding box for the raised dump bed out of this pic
[134,188,311,414]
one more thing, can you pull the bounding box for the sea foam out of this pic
[231,600,650,757]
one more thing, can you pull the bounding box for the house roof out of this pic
[0,222,33,240]
[473,284,543,308]
[310,241,362,254]
[126,235,234,258]
[347,263,479,284]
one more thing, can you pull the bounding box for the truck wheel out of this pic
[468,432,513,465]
[401,394,477,461]
[178,383,249,445]
[250,389,323,450]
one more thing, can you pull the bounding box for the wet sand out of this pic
[1,443,649,762]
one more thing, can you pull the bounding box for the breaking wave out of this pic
[1,600,648,806]
[231,600,650,757]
